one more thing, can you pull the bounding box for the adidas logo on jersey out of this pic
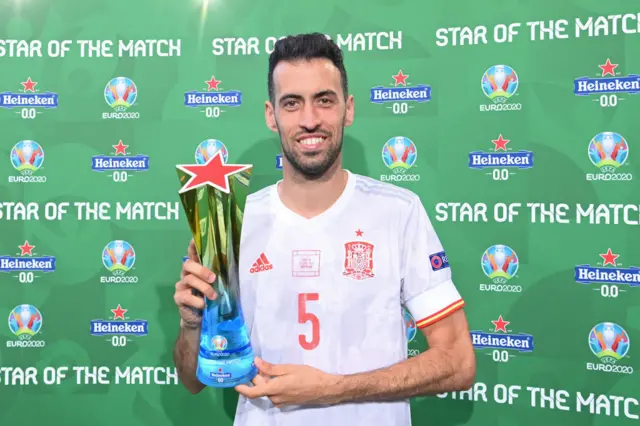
[250,253,273,274]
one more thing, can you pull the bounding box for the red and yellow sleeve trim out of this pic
[415,299,465,329]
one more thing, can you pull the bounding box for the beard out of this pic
[277,120,344,180]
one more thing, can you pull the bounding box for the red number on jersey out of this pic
[298,293,319,350]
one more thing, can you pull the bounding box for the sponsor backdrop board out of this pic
[0,0,638,425]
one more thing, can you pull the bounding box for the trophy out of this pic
[176,151,258,388]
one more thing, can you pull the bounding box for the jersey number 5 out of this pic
[298,293,319,350]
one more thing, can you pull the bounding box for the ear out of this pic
[265,101,278,133]
[344,94,355,127]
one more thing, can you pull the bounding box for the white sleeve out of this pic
[400,196,465,329]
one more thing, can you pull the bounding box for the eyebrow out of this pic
[278,89,338,104]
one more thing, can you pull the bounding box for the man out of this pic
[173,33,476,425]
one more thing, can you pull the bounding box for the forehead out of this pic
[272,58,342,98]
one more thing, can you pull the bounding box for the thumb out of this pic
[188,240,200,263]
[255,357,288,377]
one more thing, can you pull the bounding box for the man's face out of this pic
[265,58,354,179]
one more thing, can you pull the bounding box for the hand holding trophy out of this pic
[175,151,258,388]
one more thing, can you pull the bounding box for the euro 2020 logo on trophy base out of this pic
[176,151,257,388]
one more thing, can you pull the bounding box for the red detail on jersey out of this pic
[250,253,273,274]
[342,241,375,280]
[298,293,320,350]
[415,299,465,329]
[292,250,321,277]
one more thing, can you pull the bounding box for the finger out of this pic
[188,239,200,262]
[174,290,206,310]
[251,373,269,387]
[182,275,216,299]
[235,383,270,399]
[183,259,216,284]
[271,396,284,408]
[255,357,289,377]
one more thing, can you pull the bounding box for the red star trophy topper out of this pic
[174,150,258,388]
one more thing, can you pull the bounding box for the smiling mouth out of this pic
[297,135,327,149]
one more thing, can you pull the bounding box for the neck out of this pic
[278,157,348,219]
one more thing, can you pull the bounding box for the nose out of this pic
[298,103,321,131]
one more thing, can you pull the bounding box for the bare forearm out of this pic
[333,347,475,403]
[173,320,205,394]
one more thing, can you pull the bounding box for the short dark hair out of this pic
[268,33,348,104]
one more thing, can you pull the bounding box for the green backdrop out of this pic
[1,0,639,424]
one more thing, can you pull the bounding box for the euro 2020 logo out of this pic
[480,244,521,293]
[587,322,632,375]
[195,139,229,165]
[480,65,521,112]
[586,131,631,182]
[380,136,419,183]
[103,77,140,120]
[7,304,45,348]
[9,140,46,184]
[101,240,138,284]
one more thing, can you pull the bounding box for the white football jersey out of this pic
[233,170,464,426]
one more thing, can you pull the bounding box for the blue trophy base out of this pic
[196,357,259,388]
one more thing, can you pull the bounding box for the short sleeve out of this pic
[400,196,465,329]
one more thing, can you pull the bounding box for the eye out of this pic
[283,100,299,109]
[318,97,333,105]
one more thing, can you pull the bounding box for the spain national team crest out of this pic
[343,229,375,281]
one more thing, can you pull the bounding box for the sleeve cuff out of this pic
[405,279,465,328]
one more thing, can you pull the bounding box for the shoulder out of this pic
[246,184,275,208]
[351,173,419,210]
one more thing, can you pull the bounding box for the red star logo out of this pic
[599,248,619,267]
[111,304,128,320]
[176,151,252,195]
[492,315,510,333]
[392,70,409,86]
[599,59,618,77]
[18,241,35,256]
[112,140,129,155]
[492,134,510,151]
[21,77,37,92]
[355,229,363,237]
[206,76,221,91]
